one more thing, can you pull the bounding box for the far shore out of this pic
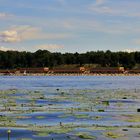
[0,73,140,76]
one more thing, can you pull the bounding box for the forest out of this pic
[0,50,140,69]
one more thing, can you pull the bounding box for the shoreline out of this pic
[0,73,140,76]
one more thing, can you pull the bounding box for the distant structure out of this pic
[17,67,49,74]
[49,67,85,74]
[1,66,140,75]
[90,67,124,74]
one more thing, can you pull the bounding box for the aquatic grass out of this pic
[102,101,109,106]
[76,132,96,139]
[123,114,140,122]
[104,131,125,139]
[92,116,103,120]
[74,114,89,119]
[59,113,90,119]
[98,109,105,112]
[88,126,117,131]
[15,116,32,119]
[34,125,74,136]
[36,116,45,119]
[0,88,140,139]
[35,131,49,136]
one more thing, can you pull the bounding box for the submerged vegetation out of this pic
[0,87,140,139]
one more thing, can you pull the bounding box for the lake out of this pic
[0,76,140,140]
[1,75,140,90]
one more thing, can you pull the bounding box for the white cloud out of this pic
[35,44,64,51]
[0,25,40,43]
[0,46,16,51]
[122,49,138,53]
[0,30,20,43]
[0,25,72,43]
[10,25,41,41]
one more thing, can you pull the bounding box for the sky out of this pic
[0,0,140,53]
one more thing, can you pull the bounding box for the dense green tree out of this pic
[0,49,139,69]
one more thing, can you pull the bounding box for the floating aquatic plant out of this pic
[104,131,124,139]
[76,132,96,139]
[36,116,45,119]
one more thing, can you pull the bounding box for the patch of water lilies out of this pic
[0,88,140,139]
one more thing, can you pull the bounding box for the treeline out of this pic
[0,50,140,69]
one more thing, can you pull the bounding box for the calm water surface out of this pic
[0,76,140,90]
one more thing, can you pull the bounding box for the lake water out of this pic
[0,76,140,90]
[0,76,140,140]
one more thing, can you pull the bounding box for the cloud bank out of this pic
[0,25,72,43]
[0,46,16,51]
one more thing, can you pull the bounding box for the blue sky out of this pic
[0,0,140,52]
